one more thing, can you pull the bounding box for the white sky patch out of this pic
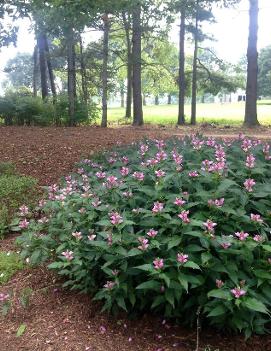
[0,0,271,93]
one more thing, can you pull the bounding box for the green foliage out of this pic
[17,136,271,336]
[0,174,38,237]
[0,162,17,176]
[0,252,24,285]
[258,46,271,98]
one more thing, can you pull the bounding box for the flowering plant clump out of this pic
[17,135,271,337]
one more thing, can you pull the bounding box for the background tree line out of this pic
[0,0,265,127]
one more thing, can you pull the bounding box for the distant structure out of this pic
[214,89,246,104]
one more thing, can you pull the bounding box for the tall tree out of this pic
[178,2,186,125]
[244,0,259,126]
[37,32,49,100]
[101,13,110,128]
[190,0,199,125]
[132,1,144,126]
[67,27,76,126]
[44,34,57,103]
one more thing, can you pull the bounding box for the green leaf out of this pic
[183,261,201,270]
[243,298,269,314]
[135,264,153,272]
[16,324,26,337]
[116,296,127,311]
[136,280,160,290]
[207,305,226,317]
[167,236,182,250]
[262,245,271,252]
[208,289,232,300]
[165,289,175,307]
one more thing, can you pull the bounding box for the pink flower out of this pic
[152,202,164,213]
[19,219,29,229]
[253,235,263,242]
[122,191,133,198]
[62,250,74,261]
[88,234,96,241]
[246,154,255,168]
[153,258,164,270]
[19,205,29,216]
[140,144,149,156]
[99,326,107,334]
[155,140,165,149]
[250,213,263,223]
[178,210,190,223]
[235,231,249,241]
[188,171,199,177]
[220,242,231,249]
[203,219,217,233]
[138,237,149,251]
[155,169,166,178]
[96,171,106,179]
[208,198,224,208]
[120,167,129,176]
[177,253,189,264]
[241,138,252,152]
[92,199,101,207]
[174,197,186,206]
[109,212,123,225]
[216,279,224,288]
[122,156,129,164]
[231,287,246,298]
[244,178,256,192]
[107,234,113,246]
[0,293,9,302]
[147,229,158,238]
[155,150,167,162]
[106,175,118,187]
[72,231,82,240]
[132,172,145,181]
[103,281,115,290]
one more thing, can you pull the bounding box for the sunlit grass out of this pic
[108,101,271,125]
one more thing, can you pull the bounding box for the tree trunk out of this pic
[191,2,199,126]
[155,95,159,105]
[37,33,48,100]
[122,11,132,119]
[67,27,76,126]
[244,0,259,127]
[178,6,186,125]
[120,85,125,108]
[167,94,172,105]
[44,35,57,104]
[132,3,143,126]
[79,35,88,105]
[33,45,38,97]
[101,14,110,128]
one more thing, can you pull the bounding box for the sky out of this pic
[0,0,271,92]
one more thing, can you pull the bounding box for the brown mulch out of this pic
[1,125,271,351]
[0,125,270,185]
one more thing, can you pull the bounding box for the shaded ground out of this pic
[0,125,270,185]
[1,125,271,351]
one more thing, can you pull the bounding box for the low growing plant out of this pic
[0,251,24,285]
[17,135,271,337]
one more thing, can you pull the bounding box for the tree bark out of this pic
[167,94,172,105]
[120,84,125,108]
[37,33,48,100]
[122,11,132,119]
[67,27,76,126]
[79,35,88,105]
[33,45,38,97]
[178,6,186,125]
[101,14,110,128]
[155,95,159,105]
[244,0,259,127]
[44,35,57,104]
[191,1,199,126]
[132,2,143,126]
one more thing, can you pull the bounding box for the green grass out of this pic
[0,251,24,285]
[108,102,271,126]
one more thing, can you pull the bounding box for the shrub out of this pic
[0,174,38,237]
[17,135,271,337]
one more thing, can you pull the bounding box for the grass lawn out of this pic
[108,101,271,125]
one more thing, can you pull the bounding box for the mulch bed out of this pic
[1,125,271,351]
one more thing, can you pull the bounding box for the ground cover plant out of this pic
[0,163,38,237]
[17,134,271,338]
[0,251,24,285]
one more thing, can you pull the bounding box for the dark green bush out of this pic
[17,136,271,337]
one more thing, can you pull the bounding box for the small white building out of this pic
[214,89,246,104]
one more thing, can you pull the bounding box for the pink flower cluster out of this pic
[178,210,190,223]
[231,287,246,298]
[147,229,158,238]
[133,171,145,181]
[62,250,74,261]
[155,170,166,178]
[203,219,217,233]
[250,213,263,223]
[153,258,164,270]
[174,197,186,206]
[208,198,224,208]
[19,205,29,217]
[152,202,164,213]
[103,281,115,290]
[177,253,189,264]
[245,154,255,168]
[244,178,256,192]
[0,293,9,302]
[109,212,123,225]
[138,237,149,251]
[235,231,249,241]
